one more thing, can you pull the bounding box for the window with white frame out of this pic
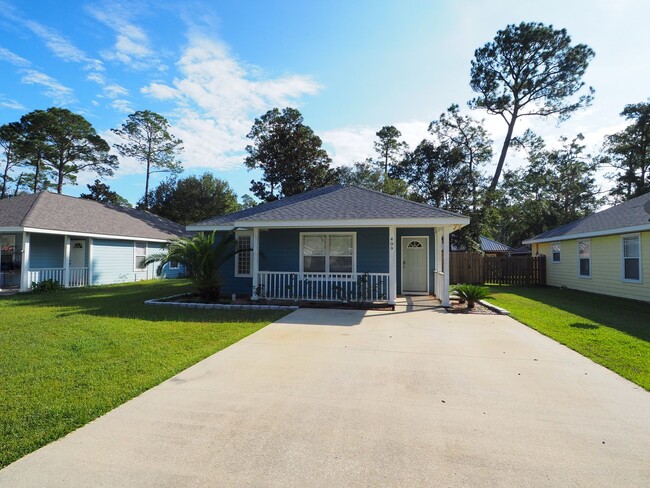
[552,242,561,263]
[1,235,16,270]
[134,242,147,271]
[578,240,590,277]
[169,260,179,270]
[622,234,641,282]
[302,233,354,273]
[235,232,252,277]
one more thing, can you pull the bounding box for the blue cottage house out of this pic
[187,186,469,306]
[0,192,185,291]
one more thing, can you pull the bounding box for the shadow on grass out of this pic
[569,322,600,330]
[490,285,648,342]
[4,280,288,325]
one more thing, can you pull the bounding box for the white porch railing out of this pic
[27,267,88,288]
[257,271,389,302]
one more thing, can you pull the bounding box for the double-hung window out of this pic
[302,233,354,273]
[134,242,147,271]
[551,242,561,263]
[235,231,252,277]
[578,239,590,278]
[622,234,641,282]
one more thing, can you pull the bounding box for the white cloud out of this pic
[104,83,129,99]
[0,46,31,67]
[110,98,134,113]
[141,35,321,170]
[21,69,76,104]
[0,95,25,110]
[87,3,161,70]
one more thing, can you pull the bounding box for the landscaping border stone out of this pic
[145,294,298,311]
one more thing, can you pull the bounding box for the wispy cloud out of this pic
[141,35,321,170]
[21,69,75,104]
[0,95,25,110]
[87,2,161,71]
[0,46,31,67]
[110,98,134,113]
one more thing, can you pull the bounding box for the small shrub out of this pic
[451,284,492,309]
[31,279,62,293]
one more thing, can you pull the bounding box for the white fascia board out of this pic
[523,223,650,245]
[230,217,470,229]
[21,227,171,243]
[186,225,235,232]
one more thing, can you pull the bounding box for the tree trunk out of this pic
[33,157,41,193]
[488,110,519,194]
[144,157,151,209]
[1,162,8,199]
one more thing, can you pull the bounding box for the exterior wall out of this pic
[535,231,650,302]
[397,228,436,294]
[216,227,437,297]
[30,233,65,268]
[92,239,161,285]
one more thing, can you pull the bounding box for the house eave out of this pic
[0,226,172,243]
[188,217,470,231]
[523,223,650,244]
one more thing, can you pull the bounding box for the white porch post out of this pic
[88,238,94,286]
[19,232,30,291]
[442,226,450,307]
[63,235,71,288]
[388,225,396,305]
[251,227,260,300]
[434,227,442,299]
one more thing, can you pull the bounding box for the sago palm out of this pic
[145,231,238,301]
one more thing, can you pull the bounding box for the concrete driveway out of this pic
[2,303,649,487]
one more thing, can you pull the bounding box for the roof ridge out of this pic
[242,185,343,220]
[349,185,467,218]
[21,192,47,227]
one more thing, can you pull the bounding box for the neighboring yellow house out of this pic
[523,192,650,303]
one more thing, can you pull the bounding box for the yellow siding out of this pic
[535,231,650,302]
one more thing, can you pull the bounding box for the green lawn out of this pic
[0,280,288,469]
[488,286,650,390]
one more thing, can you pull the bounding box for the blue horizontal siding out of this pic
[30,234,64,268]
[92,239,159,285]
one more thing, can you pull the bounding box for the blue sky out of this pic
[0,0,649,204]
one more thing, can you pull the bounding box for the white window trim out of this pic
[577,239,591,279]
[299,232,357,275]
[235,230,253,278]
[551,242,561,263]
[169,260,179,270]
[621,233,642,284]
[134,241,147,272]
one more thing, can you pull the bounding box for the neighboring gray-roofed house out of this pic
[451,236,516,255]
[0,192,186,291]
[523,192,650,302]
[187,185,470,307]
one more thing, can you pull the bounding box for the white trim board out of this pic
[523,223,650,244]
[0,227,172,243]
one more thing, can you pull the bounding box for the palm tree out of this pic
[145,231,238,301]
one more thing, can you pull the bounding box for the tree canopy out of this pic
[374,125,408,175]
[244,107,339,202]
[112,110,183,209]
[80,180,131,207]
[470,22,595,194]
[143,172,240,225]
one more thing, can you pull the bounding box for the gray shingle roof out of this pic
[192,185,467,227]
[0,192,185,240]
[525,192,650,242]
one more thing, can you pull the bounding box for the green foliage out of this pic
[0,280,287,468]
[451,284,492,308]
[374,125,409,175]
[602,101,650,201]
[80,179,131,207]
[30,279,62,293]
[494,132,602,246]
[112,110,183,209]
[19,108,118,194]
[470,22,595,193]
[338,159,409,197]
[145,231,238,301]
[0,122,23,199]
[488,286,650,390]
[142,173,239,224]
[244,107,338,202]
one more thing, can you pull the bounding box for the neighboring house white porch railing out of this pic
[27,267,88,288]
[256,271,389,302]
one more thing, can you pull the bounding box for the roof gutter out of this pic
[523,223,650,244]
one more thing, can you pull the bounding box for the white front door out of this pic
[402,237,428,294]
[70,240,86,268]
